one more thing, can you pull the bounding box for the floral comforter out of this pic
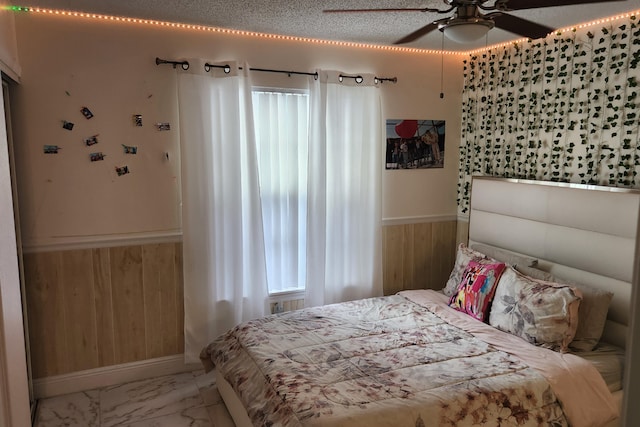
[200,291,617,427]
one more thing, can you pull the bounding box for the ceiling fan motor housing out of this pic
[456,4,483,18]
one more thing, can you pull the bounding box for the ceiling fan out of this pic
[324,0,625,44]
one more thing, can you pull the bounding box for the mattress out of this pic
[201,289,618,427]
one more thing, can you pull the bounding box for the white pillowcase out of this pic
[489,267,582,353]
[514,265,613,352]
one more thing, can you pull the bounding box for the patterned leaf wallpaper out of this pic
[458,14,640,215]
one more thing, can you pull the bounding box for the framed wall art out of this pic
[385,119,446,170]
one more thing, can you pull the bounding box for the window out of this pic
[253,90,309,294]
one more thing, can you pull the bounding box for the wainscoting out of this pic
[24,242,184,379]
[24,219,458,382]
[382,220,458,295]
[456,218,469,247]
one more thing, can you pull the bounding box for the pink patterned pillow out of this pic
[443,244,491,297]
[449,260,506,322]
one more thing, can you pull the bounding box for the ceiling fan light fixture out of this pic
[439,18,494,43]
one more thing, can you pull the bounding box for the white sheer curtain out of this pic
[253,90,309,293]
[178,60,268,363]
[306,71,384,307]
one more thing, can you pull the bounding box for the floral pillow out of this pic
[489,267,582,352]
[443,244,491,297]
[449,260,506,322]
[514,265,613,352]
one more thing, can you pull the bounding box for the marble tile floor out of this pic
[34,370,236,427]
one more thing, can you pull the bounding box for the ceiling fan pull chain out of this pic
[440,32,445,99]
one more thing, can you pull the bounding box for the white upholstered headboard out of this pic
[468,176,640,349]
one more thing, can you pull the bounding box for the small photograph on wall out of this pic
[385,119,445,170]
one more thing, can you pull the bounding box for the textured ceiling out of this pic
[15,0,640,51]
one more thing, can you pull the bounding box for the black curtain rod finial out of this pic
[375,76,397,84]
[156,57,189,70]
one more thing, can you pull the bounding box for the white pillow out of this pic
[489,267,582,353]
[514,265,613,352]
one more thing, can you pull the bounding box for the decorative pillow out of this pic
[568,284,613,352]
[443,244,490,297]
[489,267,582,352]
[449,260,506,322]
[471,243,538,268]
[514,266,613,352]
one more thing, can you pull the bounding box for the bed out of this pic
[200,177,639,427]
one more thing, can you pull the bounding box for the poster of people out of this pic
[385,119,445,170]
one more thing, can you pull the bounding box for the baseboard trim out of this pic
[33,354,200,399]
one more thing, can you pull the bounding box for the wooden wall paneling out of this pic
[142,243,179,358]
[110,245,146,364]
[282,299,304,312]
[383,221,458,293]
[141,243,162,359]
[24,242,186,376]
[401,224,415,289]
[431,221,457,291]
[456,219,469,246]
[59,249,99,372]
[410,222,434,290]
[382,225,406,295]
[23,252,67,378]
[92,247,116,367]
[158,243,179,356]
[22,223,458,376]
[174,242,184,354]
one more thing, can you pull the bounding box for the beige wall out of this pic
[11,11,465,380]
[12,12,464,249]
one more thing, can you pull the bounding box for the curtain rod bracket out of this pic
[338,74,397,84]
[204,63,232,73]
[339,74,364,84]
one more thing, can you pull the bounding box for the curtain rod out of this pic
[155,57,397,84]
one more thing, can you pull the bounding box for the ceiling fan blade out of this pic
[323,7,438,13]
[487,12,554,39]
[394,22,440,44]
[501,0,625,10]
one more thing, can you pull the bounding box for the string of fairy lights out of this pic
[5,5,640,56]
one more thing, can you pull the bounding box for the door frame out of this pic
[0,77,31,427]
